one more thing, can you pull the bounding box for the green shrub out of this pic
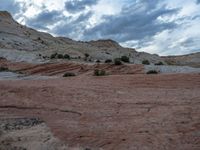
[105,59,112,63]
[96,60,101,63]
[142,60,150,65]
[63,72,76,77]
[57,54,64,59]
[64,54,70,59]
[50,53,57,59]
[121,56,130,63]
[84,53,89,58]
[0,67,8,72]
[146,70,158,74]
[155,61,164,65]
[0,57,5,60]
[94,69,106,76]
[114,58,122,65]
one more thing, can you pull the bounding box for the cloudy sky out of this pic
[0,0,200,55]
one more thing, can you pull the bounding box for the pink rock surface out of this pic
[0,74,200,149]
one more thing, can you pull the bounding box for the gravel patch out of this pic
[0,118,43,131]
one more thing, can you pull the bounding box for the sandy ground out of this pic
[0,73,200,150]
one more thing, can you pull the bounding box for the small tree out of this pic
[121,56,130,63]
[142,60,150,65]
[114,58,122,65]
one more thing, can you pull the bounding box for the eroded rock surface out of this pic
[0,74,199,150]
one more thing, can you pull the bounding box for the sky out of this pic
[0,0,200,56]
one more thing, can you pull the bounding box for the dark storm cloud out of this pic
[196,0,200,4]
[83,0,178,42]
[53,11,93,38]
[0,0,21,15]
[65,0,99,13]
[26,10,62,30]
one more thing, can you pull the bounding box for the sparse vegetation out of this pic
[50,53,70,60]
[84,53,90,61]
[84,53,89,58]
[114,58,122,65]
[142,60,150,65]
[0,57,5,60]
[64,54,70,59]
[57,54,64,59]
[94,69,106,76]
[121,56,130,63]
[42,56,47,59]
[105,59,112,63]
[146,70,158,74]
[50,53,57,59]
[0,67,9,72]
[155,61,164,65]
[96,60,101,63]
[63,72,76,77]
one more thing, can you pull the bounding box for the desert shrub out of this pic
[0,67,8,72]
[42,56,47,59]
[155,61,164,65]
[64,54,70,59]
[94,69,106,76]
[63,72,76,77]
[57,54,64,59]
[146,70,158,74]
[96,60,101,63]
[50,53,57,59]
[142,60,150,65]
[114,58,122,65]
[121,56,130,63]
[84,53,89,58]
[105,59,112,63]
[0,57,5,60]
